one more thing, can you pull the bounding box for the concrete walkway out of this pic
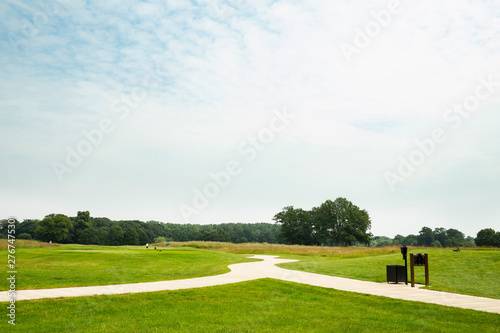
[1,255,499,314]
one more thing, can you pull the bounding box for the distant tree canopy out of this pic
[383,227,472,248]
[35,214,73,243]
[1,212,281,246]
[475,228,500,247]
[274,198,373,246]
[71,211,91,243]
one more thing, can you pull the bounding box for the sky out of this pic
[1,0,499,238]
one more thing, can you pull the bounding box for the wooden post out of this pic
[404,255,408,285]
[424,253,429,286]
[410,253,415,287]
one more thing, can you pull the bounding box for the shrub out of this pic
[431,240,442,248]
[154,236,166,243]
[19,233,32,240]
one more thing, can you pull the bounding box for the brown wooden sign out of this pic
[414,253,426,266]
[409,253,429,287]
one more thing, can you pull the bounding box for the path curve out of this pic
[1,255,499,314]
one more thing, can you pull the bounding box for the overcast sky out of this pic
[1,0,499,238]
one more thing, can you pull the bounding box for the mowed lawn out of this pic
[170,242,500,299]
[2,241,499,300]
[5,279,500,333]
[277,248,500,299]
[0,242,255,290]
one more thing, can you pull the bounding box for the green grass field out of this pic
[277,248,500,299]
[0,242,255,290]
[6,279,500,332]
[2,241,499,299]
[176,241,500,299]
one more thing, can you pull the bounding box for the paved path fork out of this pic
[1,255,499,314]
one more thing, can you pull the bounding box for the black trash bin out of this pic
[386,265,406,283]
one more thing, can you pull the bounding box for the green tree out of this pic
[91,217,113,229]
[275,198,372,246]
[71,211,91,243]
[0,219,20,238]
[475,228,497,247]
[403,234,418,246]
[273,206,314,245]
[430,240,442,248]
[154,236,166,243]
[35,214,73,243]
[313,198,372,246]
[343,205,372,246]
[107,225,124,245]
[393,234,405,245]
[464,236,476,247]
[123,229,139,245]
[18,219,39,239]
[371,236,393,247]
[96,227,109,245]
[444,228,465,247]
[78,228,99,245]
[137,229,150,245]
[197,230,231,242]
[418,227,435,246]
[18,233,32,240]
[434,227,447,246]
[312,200,340,245]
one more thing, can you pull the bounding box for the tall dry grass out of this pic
[167,241,401,258]
[0,239,60,250]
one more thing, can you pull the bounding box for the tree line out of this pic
[0,211,281,245]
[370,226,500,248]
[1,209,498,248]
